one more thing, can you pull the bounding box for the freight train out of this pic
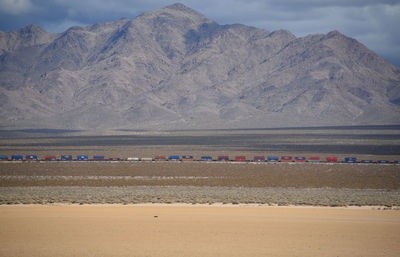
[0,155,399,164]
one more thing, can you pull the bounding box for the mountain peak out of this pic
[326,30,344,38]
[19,24,47,34]
[161,3,206,18]
[166,3,189,10]
[1,4,399,130]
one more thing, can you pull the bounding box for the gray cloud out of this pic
[0,0,399,66]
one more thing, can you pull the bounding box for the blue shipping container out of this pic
[267,156,279,161]
[0,155,8,160]
[77,155,89,161]
[201,156,213,161]
[218,156,229,161]
[26,155,38,160]
[168,155,180,160]
[12,155,23,160]
[345,157,357,163]
[93,156,105,160]
[61,155,73,161]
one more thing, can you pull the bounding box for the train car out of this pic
[141,157,153,161]
[182,155,194,161]
[267,156,279,162]
[154,156,167,161]
[307,157,320,162]
[168,155,180,161]
[61,155,73,161]
[235,156,247,162]
[280,156,292,162]
[11,155,23,161]
[108,157,121,161]
[344,157,357,163]
[44,155,57,161]
[394,160,400,164]
[93,156,105,161]
[326,157,338,162]
[127,157,140,161]
[361,160,374,163]
[201,156,213,161]
[26,155,38,161]
[77,155,89,161]
[253,156,265,162]
[218,156,229,161]
[294,157,307,162]
[377,160,390,164]
[0,155,9,161]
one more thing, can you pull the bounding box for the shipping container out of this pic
[11,155,23,161]
[253,156,265,162]
[61,155,73,161]
[267,156,279,162]
[182,155,194,161]
[108,158,121,161]
[168,155,180,161]
[218,156,229,161]
[0,155,9,161]
[127,157,140,161]
[345,157,357,163]
[281,156,292,162]
[307,157,320,162]
[45,155,57,161]
[93,156,105,161]
[235,156,247,162]
[201,156,213,161]
[141,157,153,161]
[26,155,38,160]
[154,156,166,161]
[326,157,338,162]
[294,157,307,162]
[77,155,89,161]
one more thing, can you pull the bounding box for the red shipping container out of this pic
[326,157,338,162]
[281,156,292,162]
[235,156,247,161]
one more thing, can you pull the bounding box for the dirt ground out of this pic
[0,205,399,257]
[1,161,399,189]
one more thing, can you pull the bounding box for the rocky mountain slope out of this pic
[1,3,399,130]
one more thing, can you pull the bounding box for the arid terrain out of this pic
[0,127,399,257]
[1,205,400,257]
[0,127,399,206]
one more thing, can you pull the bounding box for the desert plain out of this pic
[1,205,400,257]
[0,127,399,256]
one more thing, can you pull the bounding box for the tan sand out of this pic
[1,205,399,257]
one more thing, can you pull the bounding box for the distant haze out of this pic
[0,3,399,130]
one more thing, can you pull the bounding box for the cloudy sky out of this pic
[1,0,399,66]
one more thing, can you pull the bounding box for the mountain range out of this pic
[1,3,399,130]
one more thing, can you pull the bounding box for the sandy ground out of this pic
[1,206,399,257]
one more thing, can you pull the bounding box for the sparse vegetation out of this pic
[0,186,399,206]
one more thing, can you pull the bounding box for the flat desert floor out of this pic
[1,205,400,257]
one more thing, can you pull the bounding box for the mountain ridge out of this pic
[0,3,399,130]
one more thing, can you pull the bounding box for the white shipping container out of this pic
[127,157,140,161]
